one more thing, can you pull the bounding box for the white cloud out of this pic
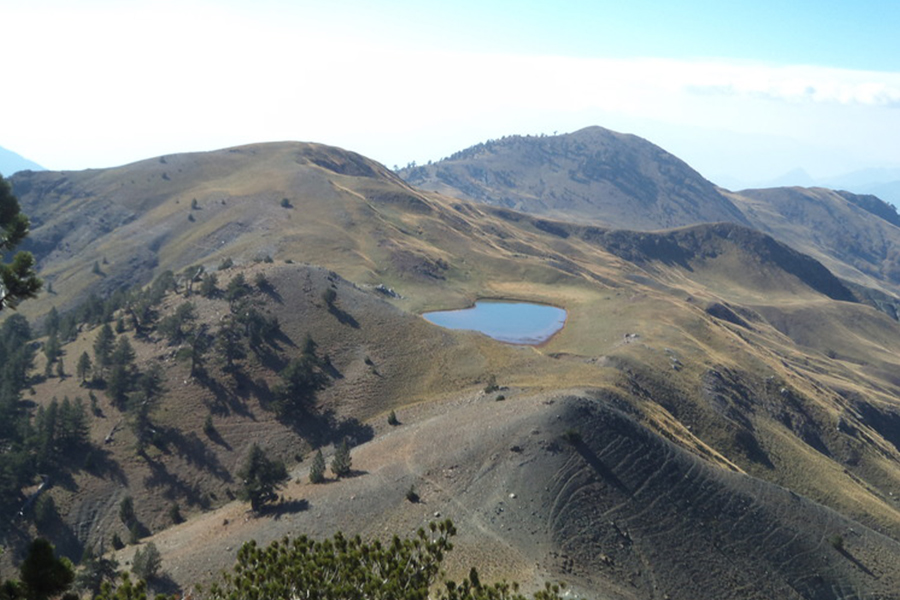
[1,2,897,181]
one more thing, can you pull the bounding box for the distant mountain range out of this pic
[717,166,900,207]
[0,145,43,176]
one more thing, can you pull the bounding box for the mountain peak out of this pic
[401,127,749,230]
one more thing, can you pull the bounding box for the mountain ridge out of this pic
[5,137,900,599]
[402,127,900,297]
[401,126,751,230]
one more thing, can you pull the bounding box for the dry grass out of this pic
[6,142,900,598]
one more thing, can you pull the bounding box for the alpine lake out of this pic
[423,300,567,345]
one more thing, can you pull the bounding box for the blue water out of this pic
[423,300,567,345]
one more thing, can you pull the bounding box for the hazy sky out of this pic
[3,0,899,186]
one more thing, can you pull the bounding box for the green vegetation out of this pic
[76,351,92,384]
[206,520,569,600]
[330,439,352,478]
[131,542,161,581]
[199,273,218,298]
[272,337,325,419]
[237,444,288,511]
[0,175,41,312]
[73,546,119,596]
[0,313,93,519]
[1,538,74,600]
[309,449,326,484]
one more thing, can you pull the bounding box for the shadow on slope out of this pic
[542,396,900,600]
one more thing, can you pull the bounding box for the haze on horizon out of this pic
[3,0,899,189]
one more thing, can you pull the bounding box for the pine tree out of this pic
[131,542,161,581]
[18,538,74,600]
[76,351,92,384]
[330,439,352,478]
[237,444,288,511]
[111,336,135,367]
[309,449,326,484]
[0,175,42,312]
[199,273,218,298]
[93,324,115,377]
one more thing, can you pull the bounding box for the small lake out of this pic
[423,300,567,345]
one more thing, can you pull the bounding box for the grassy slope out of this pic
[6,142,900,598]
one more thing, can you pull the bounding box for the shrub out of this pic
[168,503,183,525]
[387,410,400,426]
[131,542,161,580]
[563,429,582,445]
[203,414,215,437]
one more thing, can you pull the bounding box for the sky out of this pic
[3,0,900,187]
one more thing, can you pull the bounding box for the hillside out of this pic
[402,128,900,297]
[5,141,900,599]
[399,126,750,230]
[729,186,900,292]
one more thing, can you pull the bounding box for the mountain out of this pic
[6,141,900,599]
[400,126,750,230]
[402,128,900,297]
[0,145,44,176]
[728,186,900,293]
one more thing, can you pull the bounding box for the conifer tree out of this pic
[92,324,115,377]
[331,438,352,478]
[309,449,326,484]
[0,175,41,312]
[237,444,288,511]
[76,351,92,384]
[18,538,74,600]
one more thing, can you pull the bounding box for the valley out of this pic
[3,129,900,599]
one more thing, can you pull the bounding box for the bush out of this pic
[168,503,183,524]
[406,485,420,503]
[387,410,400,426]
[563,429,582,445]
[202,520,571,600]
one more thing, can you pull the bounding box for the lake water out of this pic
[423,300,567,345]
